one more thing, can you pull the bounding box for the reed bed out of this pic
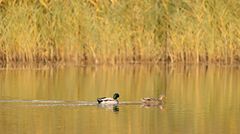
[0,0,240,65]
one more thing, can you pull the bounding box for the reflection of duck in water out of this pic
[97,93,120,105]
[141,95,166,106]
[97,104,119,112]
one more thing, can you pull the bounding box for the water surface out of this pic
[0,65,240,134]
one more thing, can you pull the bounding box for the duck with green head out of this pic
[97,93,120,105]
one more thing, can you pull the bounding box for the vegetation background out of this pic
[0,0,239,65]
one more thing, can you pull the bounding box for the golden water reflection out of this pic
[0,65,240,134]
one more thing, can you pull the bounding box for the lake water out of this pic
[0,65,240,134]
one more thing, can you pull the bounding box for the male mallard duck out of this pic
[97,93,120,105]
[141,95,166,106]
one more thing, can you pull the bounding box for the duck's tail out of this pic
[97,98,103,104]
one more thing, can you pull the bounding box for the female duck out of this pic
[97,93,120,105]
[141,95,166,106]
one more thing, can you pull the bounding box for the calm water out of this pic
[0,65,240,134]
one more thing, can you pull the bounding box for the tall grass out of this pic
[0,0,240,65]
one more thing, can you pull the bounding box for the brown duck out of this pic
[141,95,166,106]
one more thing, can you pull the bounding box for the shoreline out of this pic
[1,61,240,69]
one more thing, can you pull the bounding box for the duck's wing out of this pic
[142,98,161,102]
[142,98,152,101]
[98,97,116,103]
[101,97,115,102]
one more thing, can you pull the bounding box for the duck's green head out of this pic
[113,93,120,100]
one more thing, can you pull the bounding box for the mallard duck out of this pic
[141,95,166,106]
[97,93,120,105]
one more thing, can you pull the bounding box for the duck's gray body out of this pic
[97,97,119,104]
[97,93,120,105]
